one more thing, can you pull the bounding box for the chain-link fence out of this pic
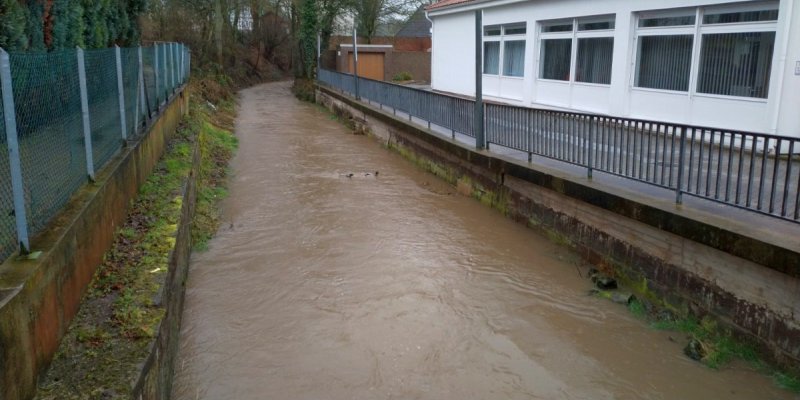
[0,42,190,262]
[0,82,14,261]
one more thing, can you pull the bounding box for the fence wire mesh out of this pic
[0,82,14,261]
[84,48,123,170]
[0,43,189,261]
[121,48,141,140]
[11,50,87,235]
[142,46,157,115]
[159,44,167,103]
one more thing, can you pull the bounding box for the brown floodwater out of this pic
[171,82,794,400]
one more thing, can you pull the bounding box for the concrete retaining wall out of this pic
[316,85,800,367]
[132,138,198,400]
[0,89,189,400]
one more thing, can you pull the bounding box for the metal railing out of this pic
[0,42,191,262]
[317,68,800,224]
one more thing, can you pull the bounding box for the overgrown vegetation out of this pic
[392,71,412,81]
[620,296,800,393]
[192,99,238,250]
[291,77,316,101]
[142,0,295,86]
[35,84,237,400]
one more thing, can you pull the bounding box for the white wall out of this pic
[431,12,475,96]
[429,0,800,137]
[775,0,800,137]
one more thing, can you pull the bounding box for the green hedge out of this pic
[0,0,144,52]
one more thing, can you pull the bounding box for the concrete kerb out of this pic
[315,83,800,367]
[0,86,189,400]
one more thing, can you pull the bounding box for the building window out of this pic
[483,23,526,77]
[696,32,775,98]
[540,39,571,80]
[538,15,615,85]
[577,37,614,84]
[503,40,526,77]
[636,35,694,91]
[484,42,500,74]
[634,2,778,99]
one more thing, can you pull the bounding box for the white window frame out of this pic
[537,15,616,88]
[632,1,778,102]
[483,23,527,79]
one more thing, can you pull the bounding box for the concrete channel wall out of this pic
[0,89,189,400]
[315,85,800,367]
[132,139,198,400]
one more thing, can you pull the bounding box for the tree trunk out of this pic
[215,0,224,65]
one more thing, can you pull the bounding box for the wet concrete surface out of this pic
[172,82,795,399]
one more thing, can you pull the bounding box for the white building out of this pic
[426,0,800,137]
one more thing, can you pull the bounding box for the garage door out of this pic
[347,52,385,81]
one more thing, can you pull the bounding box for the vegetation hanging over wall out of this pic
[0,0,144,51]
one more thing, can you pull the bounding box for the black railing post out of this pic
[527,110,532,162]
[676,126,687,204]
[588,116,595,179]
[474,10,485,150]
[451,97,456,139]
[427,93,432,130]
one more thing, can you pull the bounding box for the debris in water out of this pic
[611,292,634,305]
[588,268,618,290]
[684,338,707,361]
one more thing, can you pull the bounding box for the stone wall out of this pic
[386,51,431,83]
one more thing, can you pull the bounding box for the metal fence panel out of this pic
[84,48,123,170]
[10,50,87,235]
[142,46,157,115]
[121,47,141,139]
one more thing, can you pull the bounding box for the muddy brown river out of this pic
[172,82,794,399]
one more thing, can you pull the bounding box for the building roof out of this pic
[425,0,477,11]
[396,6,432,37]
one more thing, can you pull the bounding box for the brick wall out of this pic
[385,51,431,83]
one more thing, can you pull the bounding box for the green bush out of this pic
[392,71,413,81]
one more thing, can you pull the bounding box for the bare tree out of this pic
[351,0,430,43]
